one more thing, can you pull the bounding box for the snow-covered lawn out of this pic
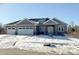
[0,34,79,54]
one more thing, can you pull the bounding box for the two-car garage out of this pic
[7,27,34,35]
[6,19,37,35]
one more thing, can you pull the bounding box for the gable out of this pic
[16,19,38,25]
[43,19,59,25]
[17,20,32,24]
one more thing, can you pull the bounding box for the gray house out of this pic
[5,18,67,35]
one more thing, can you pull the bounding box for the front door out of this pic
[48,26,54,35]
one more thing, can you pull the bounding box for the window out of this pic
[19,28,22,29]
[58,26,64,32]
[59,27,60,31]
[62,27,63,31]
[8,28,11,29]
[12,28,15,29]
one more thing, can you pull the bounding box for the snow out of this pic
[0,34,79,54]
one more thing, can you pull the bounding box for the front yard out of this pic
[0,34,79,54]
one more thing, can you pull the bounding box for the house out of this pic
[5,18,67,35]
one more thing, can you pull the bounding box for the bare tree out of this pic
[0,23,5,34]
[0,23,2,34]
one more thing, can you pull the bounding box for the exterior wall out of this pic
[17,19,34,25]
[56,24,67,33]
[39,26,46,32]
[36,25,47,35]
[54,25,58,34]
[64,25,67,33]
[43,20,58,25]
[38,25,55,35]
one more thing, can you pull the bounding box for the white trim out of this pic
[16,18,38,25]
[6,25,16,27]
[43,18,59,24]
[58,25,64,32]
[16,18,28,25]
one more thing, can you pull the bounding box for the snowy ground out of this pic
[0,34,79,54]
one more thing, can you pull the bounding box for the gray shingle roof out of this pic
[52,18,67,25]
[6,20,20,25]
[29,18,49,23]
[6,18,67,25]
[16,19,39,25]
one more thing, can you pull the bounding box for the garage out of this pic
[17,28,34,35]
[7,27,16,35]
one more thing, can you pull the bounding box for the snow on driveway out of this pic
[0,34,79,53]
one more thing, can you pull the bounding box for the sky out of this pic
[0,3,79,25]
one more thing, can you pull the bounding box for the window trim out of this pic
[8,28,11,29]
[58,26,64,32]
[59,27,61,31]
[62,27,63,31]
[12,28,15,29]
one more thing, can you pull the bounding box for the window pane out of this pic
[62,28,63,31]
[59,27,60,31]
[8,28,11,29]
[12,28,15,29]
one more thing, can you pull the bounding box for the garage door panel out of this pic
[18,29,34,35]
[7,29,16,35]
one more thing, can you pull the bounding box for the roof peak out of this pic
[6,17,67,25]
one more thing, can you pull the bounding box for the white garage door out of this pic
[18,28,34,35]
[7,28,16,35]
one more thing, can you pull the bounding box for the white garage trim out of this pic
[7,27,16,35]
[17,27,34,35]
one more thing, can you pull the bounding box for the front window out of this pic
[19,28,22,29]
[12,28,15,29]
[8,28,11,29]
[62,27,63,31]
[59,27,60,31]
[58,26,64,32]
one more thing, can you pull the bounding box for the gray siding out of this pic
[56,24,67,33]
[54,25,58,34]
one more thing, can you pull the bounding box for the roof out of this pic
[6,20,20,25]
[43,18,59,25]
[52,18,67,25]
[16,19,39,25]
[6,18,67,25]
[29,18,49,23]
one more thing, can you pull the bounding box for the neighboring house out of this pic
[5,18,67,35]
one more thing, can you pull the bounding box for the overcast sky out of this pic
[0,3,79,25]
